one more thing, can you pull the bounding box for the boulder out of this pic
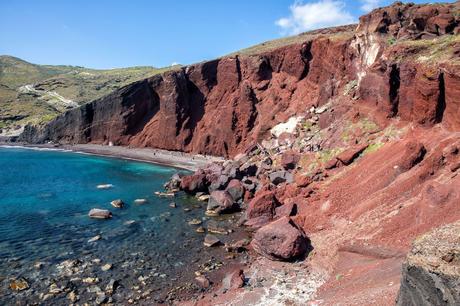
[295,175,313,188]
[221,269,245,290]
[88,209,112,219]
[275,202,298,218]
[281,151,300,170]
[251,217,310,261]
[208,174,230,192]
[246,190,279,220]
[239,162,258,177]
[269,170,293,185]
[195,275,211,288]
[207,190,236,214]
[336,144,368,165]
[225,179,245,202]
[180,172,207,194]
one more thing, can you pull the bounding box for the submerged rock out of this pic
[88,235,102,243]
[96,184,113,190]
[204,234,221,247]
[134,198,148,204]
[88,208,112,219]
[251,216,310,261]
[110,199,124,208]
[9,278,29,291]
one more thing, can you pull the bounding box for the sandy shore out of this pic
[0,143,224,171]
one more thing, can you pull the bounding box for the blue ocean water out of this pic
[0,146,239,303]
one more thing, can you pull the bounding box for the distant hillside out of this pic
[0,55,176,135]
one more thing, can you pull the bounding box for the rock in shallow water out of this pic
[9,278,29,291]
[88,209,112,219]
[96,184,113,189]
[110,199,124,208]
[204,234,221,247]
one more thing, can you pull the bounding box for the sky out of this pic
[0,0,454,69]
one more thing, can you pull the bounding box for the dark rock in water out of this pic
[269,170,293,185]
[164,173,182,190]
[204,234,221,247]
[251,216,310,261]
[110,199,124,208]
[225,179,245,202]
[180,172,207,194]
[195,275,211,288]
[396,221,460,306]
[207,190,236,214]
[88,208,112,219]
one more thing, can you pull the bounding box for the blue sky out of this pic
[0,0,453,69]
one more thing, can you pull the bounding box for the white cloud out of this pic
[171,62,180,66]
[360,0,381,12]
[275,0,355,35]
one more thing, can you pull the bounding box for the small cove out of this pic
[0,147,247,304]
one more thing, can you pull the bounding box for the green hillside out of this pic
[0,55,176,134]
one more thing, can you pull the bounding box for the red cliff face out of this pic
[20,2,459,158]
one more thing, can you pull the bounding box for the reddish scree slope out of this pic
[20,2,460,305]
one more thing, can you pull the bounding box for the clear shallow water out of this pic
[0,147,244,304]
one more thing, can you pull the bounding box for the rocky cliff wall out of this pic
[20,2,460,159]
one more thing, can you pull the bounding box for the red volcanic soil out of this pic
[19,1,460,305]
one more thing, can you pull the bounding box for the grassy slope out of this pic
[0,55,176,131]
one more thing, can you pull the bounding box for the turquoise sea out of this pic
[0,147,241,304]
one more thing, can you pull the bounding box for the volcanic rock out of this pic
[207,190,236,214]
[180,172,207,194]
[251,216,310,261]
[281,151,300,170]
[269,170,293,185]
[336,144,368,166]
[225,179,245,202]
[397,220,460,306]
[88,208,112,219]
[246,190,279,225]
[221,269,245,290]
[204,234,221,247]
[110,199,124,208]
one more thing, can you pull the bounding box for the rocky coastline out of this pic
[6,1,460,305]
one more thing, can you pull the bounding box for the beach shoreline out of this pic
[0,143,224,171]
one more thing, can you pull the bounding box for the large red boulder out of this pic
[207,190,236,214]
[180,172,207,193]
[336,144,368,166]
[246,190,279,220]
[251,217,310,261]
